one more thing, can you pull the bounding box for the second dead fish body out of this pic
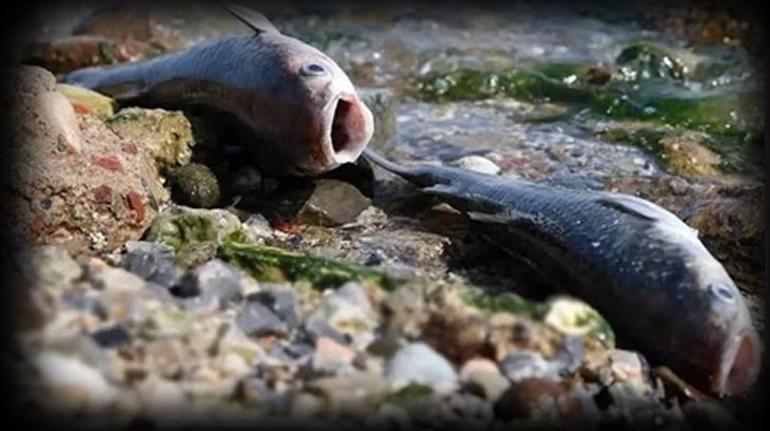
[61,3,374,176]
[364,147,761,397]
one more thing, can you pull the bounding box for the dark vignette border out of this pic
[0,0,766,430]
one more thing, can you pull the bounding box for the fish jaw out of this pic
[322,92,374,167]
[712,325,762,396]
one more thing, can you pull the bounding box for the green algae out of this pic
[145,213,219,251]
[460,287,547,318]
[387,383,434,404]
[218,231,397,290]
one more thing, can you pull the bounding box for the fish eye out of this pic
[709,282,735,303]
[300,63,328,76]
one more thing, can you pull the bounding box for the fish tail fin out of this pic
[59,62,149,99]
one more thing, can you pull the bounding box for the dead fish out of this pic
[363,148,761,397]
[61,2,374,176]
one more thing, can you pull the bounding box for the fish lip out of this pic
[321,92,374,168]
[714,327,761,396]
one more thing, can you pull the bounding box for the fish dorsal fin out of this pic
[221,2,280,34]
[596,192,696,233]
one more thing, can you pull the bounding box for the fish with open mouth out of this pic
[363,147,761,397]
[61,3,374,176]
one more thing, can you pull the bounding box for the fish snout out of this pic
[714,327,761,396]
[322,93,374,168]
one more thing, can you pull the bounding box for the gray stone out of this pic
[300,317,349,345]
[386,342,459,393]
[500,350,561,383]
[296,179,371,227]
[552,335,585,376]
[237,301,290,338]
[250,287,299,328]
[90,325,132,349]
[464,370,511,402]
[453,155,501,175]
[310,282,378,340]
[122,241,181,288]
[305,372,392,414]
[174,259,243,310]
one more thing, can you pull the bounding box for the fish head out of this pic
[264,34,374,176]
[688,260,762,397]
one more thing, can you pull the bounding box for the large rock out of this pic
[7,65,169,256]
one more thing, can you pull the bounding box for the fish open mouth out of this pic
[716,329,761,396]
[327,95,373,165]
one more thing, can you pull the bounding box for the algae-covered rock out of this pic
[168,163,222,209]
[543,296,615,349]
[297,180,371,227]
[107,107,193,171]
[144,207,241,252]
[659,131,721,177]
[56,83,116,117]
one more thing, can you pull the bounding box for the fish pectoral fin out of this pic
[221,2,280,34]
[467,211,515,224]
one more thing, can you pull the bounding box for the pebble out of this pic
[494,377,579,422]
[305,373,392,415]
[312,336,357,374]
[297,179,372,227]
[465,370,511,403]
[122,241,182,288]
[459,358,500,381]
[610,350,647,387]
[310,282,378,342]
[453,155,501,175]
[236,300,290,338]
[33,351,119,412]
[136,375,187,413]
[173,259,243,311]
[551,335,585,376]
[17,245,83,292]
[249,287,299,328]
[385,342,459,393]
[499,350,560,382]
[90,325,132,349]
[299,317,349,345]
[367,402,412,429]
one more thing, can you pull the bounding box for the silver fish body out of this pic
[364,148,761,396]
[62,5,373,176]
